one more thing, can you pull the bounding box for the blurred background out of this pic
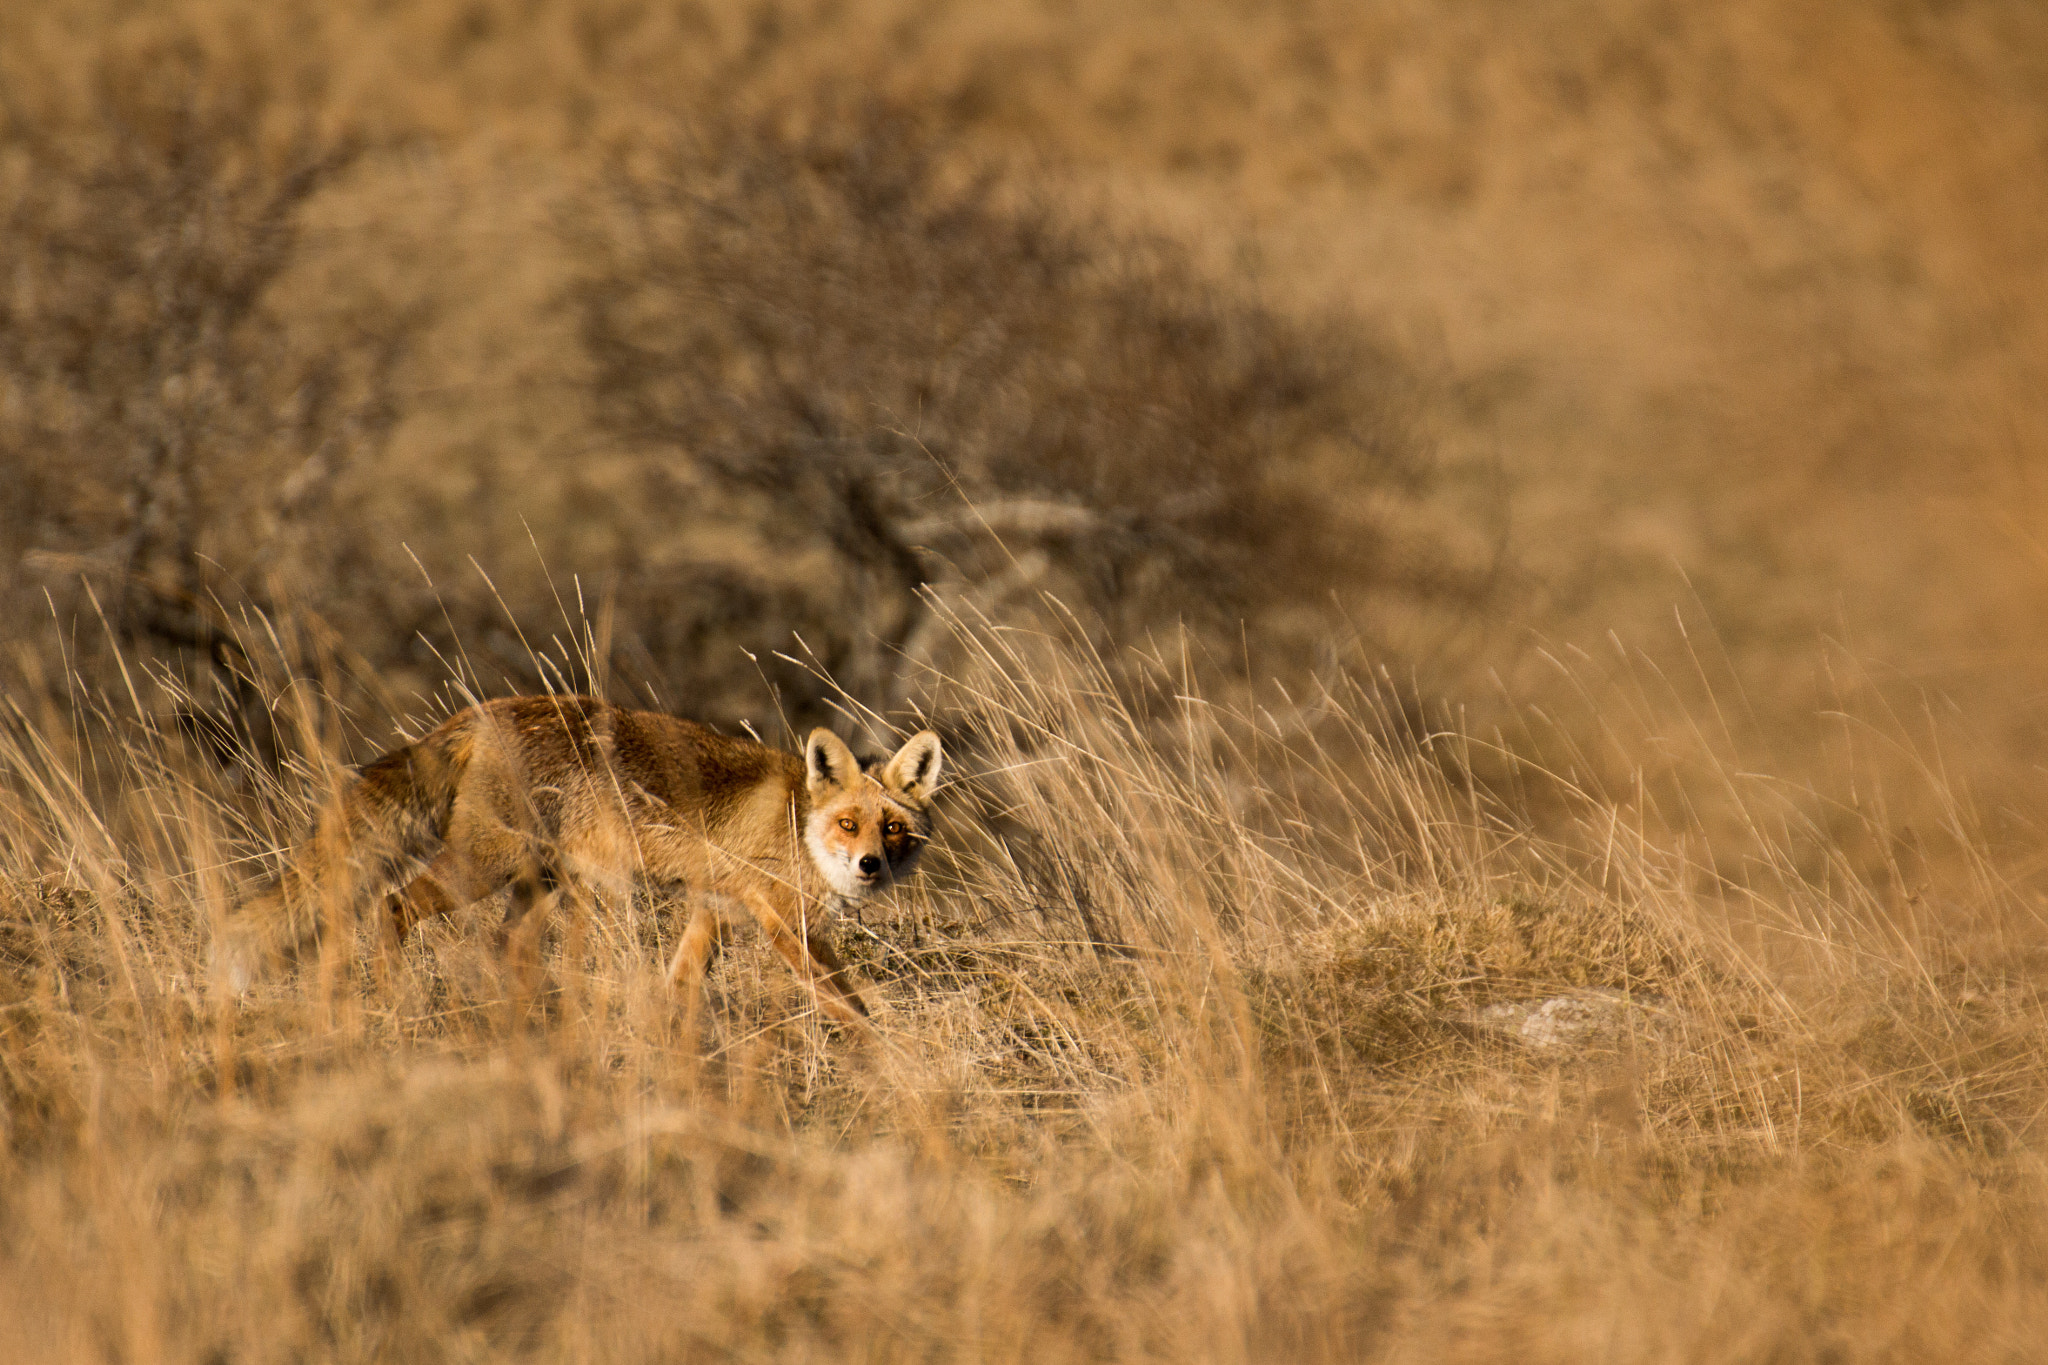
[5,0,2046,887]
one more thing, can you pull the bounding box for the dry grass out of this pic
[2,611,2047,1361]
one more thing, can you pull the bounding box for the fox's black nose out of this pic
[858,855,882,876]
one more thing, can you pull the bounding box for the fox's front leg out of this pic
[664,898,721,995]
[743,888,872,1028]
[666,897,722,1050]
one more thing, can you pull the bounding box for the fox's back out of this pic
[438,696,804,835]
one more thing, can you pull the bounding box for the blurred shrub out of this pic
[574,104,1454,724]
[0,19,420,722]
[0,31,1466,748]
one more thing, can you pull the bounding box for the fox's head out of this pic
[802,727,944,900]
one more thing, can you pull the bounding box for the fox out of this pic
[214,695,944,1029]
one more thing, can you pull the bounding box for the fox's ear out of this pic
[881,730,944,799]
[805,729,859,794]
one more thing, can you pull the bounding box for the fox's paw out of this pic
[209,928,261,997]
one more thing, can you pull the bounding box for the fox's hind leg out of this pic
[387,833,558,1007]
[494,865,560,951]
[497,873,557,1027]
[384,803,542,947]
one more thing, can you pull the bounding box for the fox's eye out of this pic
[884,820,905,837]
[837,816,858,833]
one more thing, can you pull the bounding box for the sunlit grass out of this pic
[2,608,2046,1362]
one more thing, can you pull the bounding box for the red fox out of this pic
[215,696,944,1028]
